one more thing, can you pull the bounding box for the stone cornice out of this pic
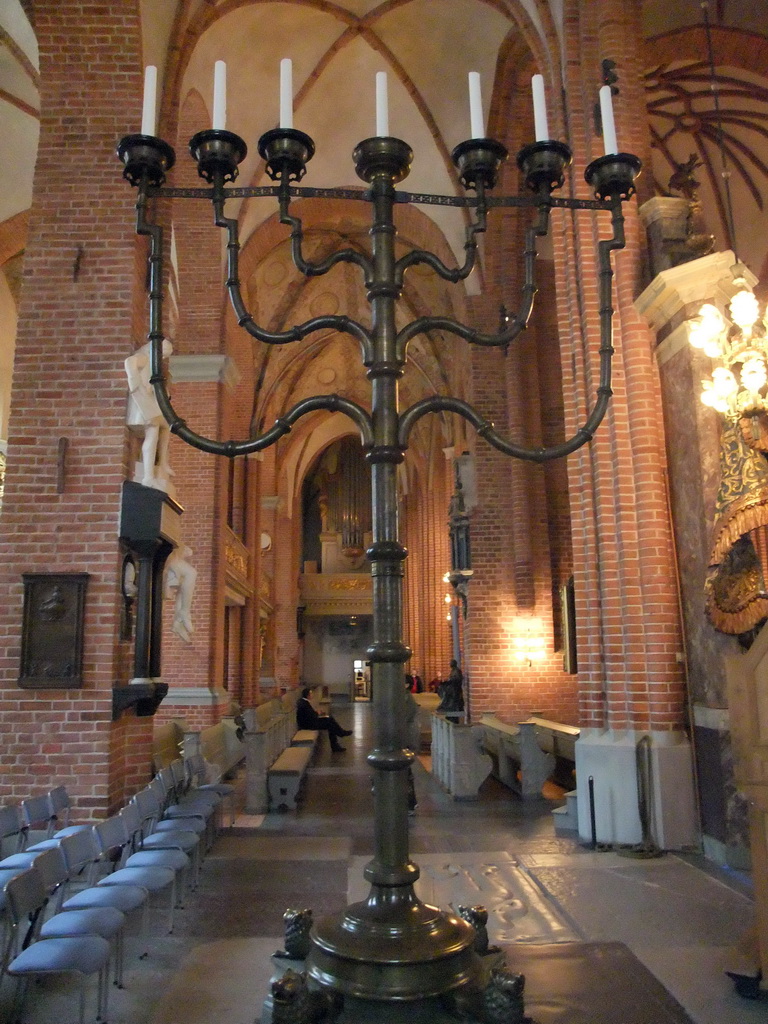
[169,354,240,390]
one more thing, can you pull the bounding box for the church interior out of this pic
[2,1,768,1021]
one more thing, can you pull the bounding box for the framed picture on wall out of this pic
[560,575,577,675]
[18,573,90,688]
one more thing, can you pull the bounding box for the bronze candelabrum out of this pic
[118,118,639,1014]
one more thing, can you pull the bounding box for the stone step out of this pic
[552,789,578,835]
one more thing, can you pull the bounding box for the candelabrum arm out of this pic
[394,183,490,287]
[211,190,373,362]
[398,394,602,464]
[398,200,628,463]
[136,184,371,359]
[395,204,550,360]
[277,184,373,280]
[135,184,373,457]
[153,378,373,459]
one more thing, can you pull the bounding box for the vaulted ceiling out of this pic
[1,0,768,448]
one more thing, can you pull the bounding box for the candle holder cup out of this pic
[353,137,414,184]
[189,129,247,184]
[585,153,642,202]
[451,138,508,191]
[259,128,315,183]
[116,134,176,188]
[517,140,573,195]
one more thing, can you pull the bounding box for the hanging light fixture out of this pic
[690,276,768,428]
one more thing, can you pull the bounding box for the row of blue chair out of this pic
[0,787,73,858]
[0,761,236,1023]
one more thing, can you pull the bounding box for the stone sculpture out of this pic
[165,545,197,643]
[125,338,174,490]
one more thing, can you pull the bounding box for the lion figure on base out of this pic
[482,966,530,1024]
[274,908,313,960]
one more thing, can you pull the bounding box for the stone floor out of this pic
[0,700,764,1023]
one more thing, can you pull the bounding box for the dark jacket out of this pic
[296,696,320,730]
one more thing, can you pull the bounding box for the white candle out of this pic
[599,84,618,155]
[213,61,226,130]
[280,58,293,130]
[468,72,484,138]
[376,71,389,137]
[531,74,549,142]
[141,65,157,136]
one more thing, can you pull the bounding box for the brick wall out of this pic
[0,1,153,815]
[461,99,580,724]
[157,90,229,720]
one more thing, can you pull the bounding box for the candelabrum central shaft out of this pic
[305,136,480,1001]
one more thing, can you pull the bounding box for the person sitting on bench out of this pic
[296,687,353,753]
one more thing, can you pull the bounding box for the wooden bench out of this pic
[268,719,320,809]
[243,689,318,813]
[152,720,184,771]
[479,714,580,800]
[267,745,314,810]
[199,718,244,778]
[291,730,319,747]
[155,717,245,780]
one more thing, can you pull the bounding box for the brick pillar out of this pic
[556,0,696,848]
[154,92,230,729]
[461,78,580,726]
[0,1,154,815]
[157,365,231,729]
[465,307,517,714]
[257,472,279,692]
[240,453,264,708]
[272,500,301,690]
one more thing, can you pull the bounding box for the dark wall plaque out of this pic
[19,573,90,688]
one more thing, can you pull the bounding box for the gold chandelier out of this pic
[690,276,768,430]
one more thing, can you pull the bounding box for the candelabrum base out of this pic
[264,941,532,1024]
[306,889,479,1001]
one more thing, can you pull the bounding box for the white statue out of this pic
[125,339,174,489]
[165,545,197,643]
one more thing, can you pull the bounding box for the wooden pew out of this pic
[243,689,319,813]
[479,714,579,800]
[267,744,314,810]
